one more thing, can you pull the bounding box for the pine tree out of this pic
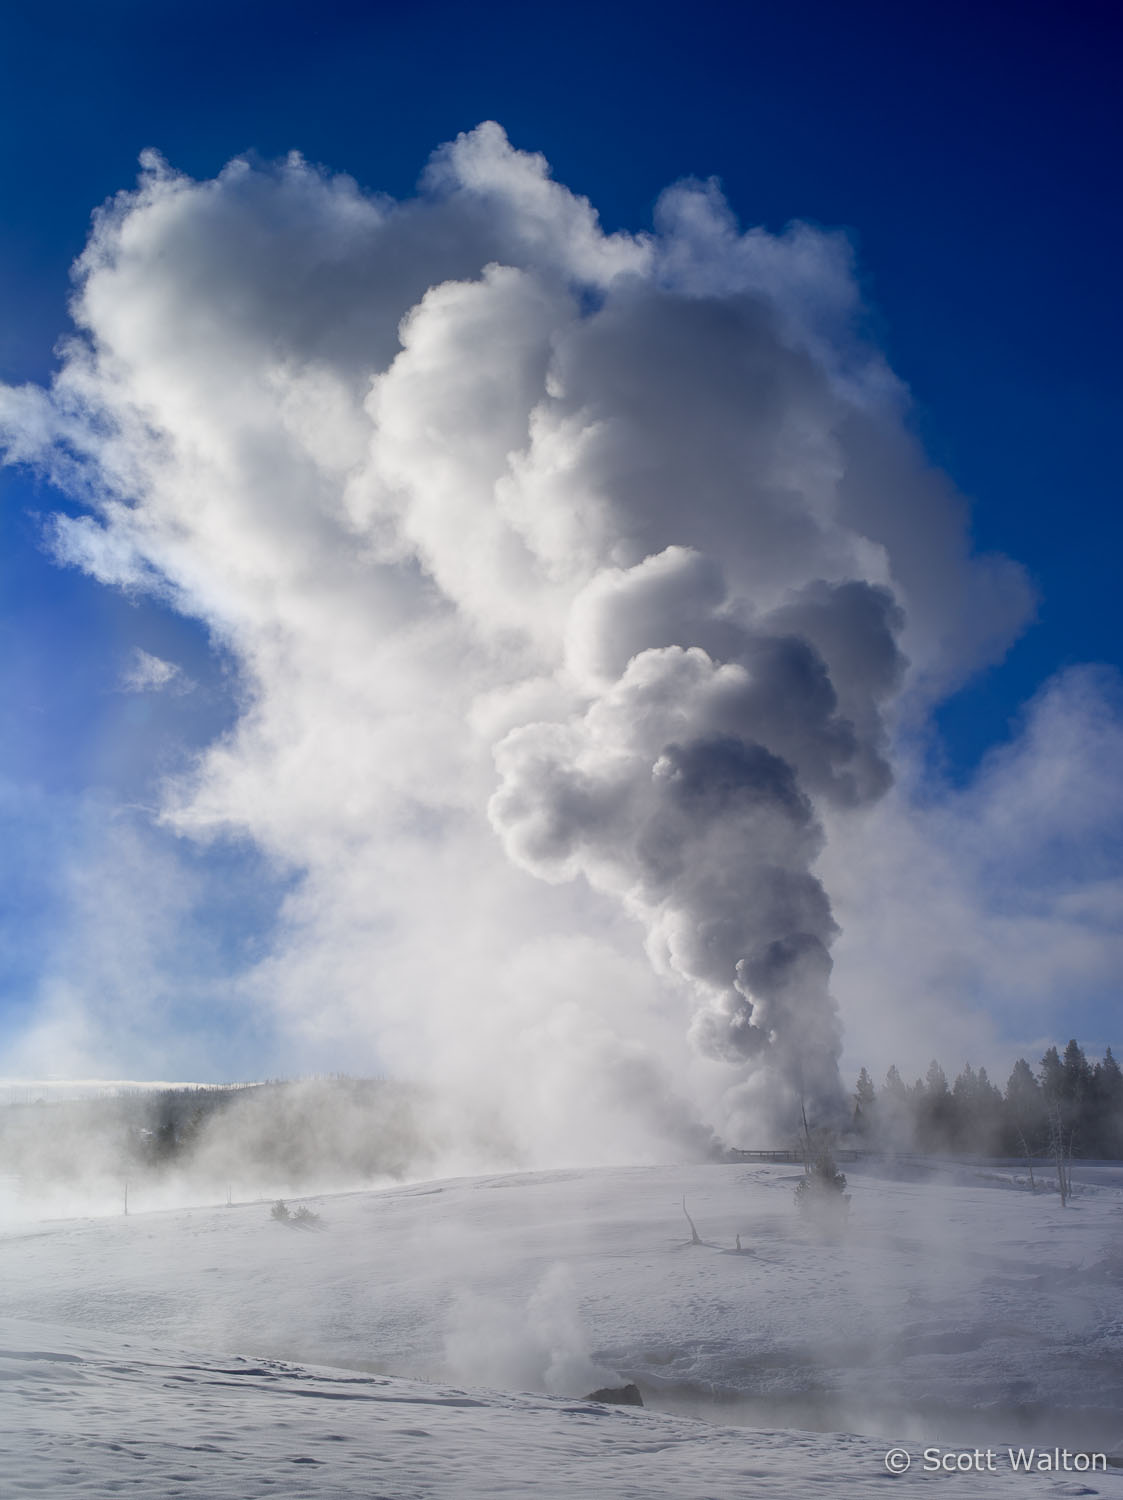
[1092,1047,1123,1157]
[853,1068,876,1135]
[1101,1046,1123,1095]
[1061,1039,1096,1149]
[1061,1038,1091,1095]
[952,1063,1004,1152]
[919,1060,954,1149]
[879,1065,912,1149]
[1039,1045,1063,1102]
[1004,1058,1045,1160]
[883,1065,907,1101]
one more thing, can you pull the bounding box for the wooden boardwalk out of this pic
[730,1148,867,1163]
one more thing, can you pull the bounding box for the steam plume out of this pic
[492,564,905,1118]
[0,124,1033,1151]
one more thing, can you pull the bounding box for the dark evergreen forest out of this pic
[850,1040,1123,1158]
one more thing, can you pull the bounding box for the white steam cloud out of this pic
[443,1263,618,1397]
[0,124,1056,1154]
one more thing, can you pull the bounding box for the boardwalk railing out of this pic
[731,1148,867,1163]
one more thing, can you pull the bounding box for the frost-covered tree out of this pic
[794,1125,850,1227]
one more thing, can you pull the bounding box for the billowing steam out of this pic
[0,124,1032,1152]
[492,563,905,1119]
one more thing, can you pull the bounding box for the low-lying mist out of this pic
[0,1077,463,1219]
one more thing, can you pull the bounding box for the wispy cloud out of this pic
[120,648,191,694]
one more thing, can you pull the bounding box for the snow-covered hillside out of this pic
[6,1316,1118,1500]
[3,1160,1122,1496]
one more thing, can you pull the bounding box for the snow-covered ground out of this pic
[2,1159,1122,1496]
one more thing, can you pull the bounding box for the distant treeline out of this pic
[132,1075,424,1180]
[851,1040,1123,1159]
[0,1076,434,1198]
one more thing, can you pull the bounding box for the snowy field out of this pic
[2,1159,1122,1496]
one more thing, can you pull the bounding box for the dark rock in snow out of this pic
[585,1383,644,1407]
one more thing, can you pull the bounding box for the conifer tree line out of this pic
[850,1040,1123,1158]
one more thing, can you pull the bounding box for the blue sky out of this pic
[0,0,1119,1094]
[3,0,1118,768]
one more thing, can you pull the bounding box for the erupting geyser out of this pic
[492,556,906,1123]
[0,123,1030,1153]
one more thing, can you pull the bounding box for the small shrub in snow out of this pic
[795,1132,851,1228]
[270,1199,324,1228]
